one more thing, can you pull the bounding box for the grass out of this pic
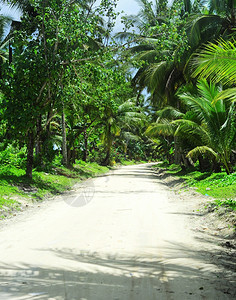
[153,162,236,211]
[0,158,147,218]
[118,159,148,166]
[0,162,109,218]
[0,197,21,216]
[214,199,236,211]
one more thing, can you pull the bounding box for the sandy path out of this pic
[0,163,235,299]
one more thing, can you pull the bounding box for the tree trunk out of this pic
[83,129,88,162]
[71,149,76,164]
[221,153,233,174]
[26,130,34,179]
[67,148,72,165]
[198,155,212,172]
[174,136,181,165]
[61,106,68,167]
[35,115,43,166]
[9,42,12,64]
[136,89,142,106]
[181,154,193,170]
[211,157,221,173]
[102,125,112,166]
[103,148,111,166]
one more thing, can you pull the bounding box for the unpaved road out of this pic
[0,163,235,300]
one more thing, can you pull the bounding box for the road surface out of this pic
[0,163,235,299]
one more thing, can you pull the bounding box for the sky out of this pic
[0,0,141,34]
[0,0,140,21]
[116,0,140,16]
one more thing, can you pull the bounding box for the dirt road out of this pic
[0,163,235,299]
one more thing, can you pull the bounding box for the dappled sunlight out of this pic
[0,164,235,299]
[0,239,235,299]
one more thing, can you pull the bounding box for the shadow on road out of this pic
[0,242,235,299]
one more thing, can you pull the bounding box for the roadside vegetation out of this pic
[0,0,235,215]
[154,162,236,211]
[0,160,109,218]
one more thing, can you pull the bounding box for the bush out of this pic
[0,144,27,169]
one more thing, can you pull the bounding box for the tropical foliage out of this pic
[0,0,235,181]
[147,80,236,173]
[192,39,236,85]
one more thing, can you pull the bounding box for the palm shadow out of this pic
[0,241,235,299]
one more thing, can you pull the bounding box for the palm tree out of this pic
[0,0,37,20]
[146,80,236,174]
[118,1,190,107]
[0,15,12,75]
[118,0,235,109]
[122,0,168,30]
[192,38,236,86]
[101,99,145,165]
[118,0,223,108]
[209,0,235,32]
[185,0,235,49]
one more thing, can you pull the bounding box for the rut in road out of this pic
[0,163,235,300]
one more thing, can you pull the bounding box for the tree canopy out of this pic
[0,0,235,177]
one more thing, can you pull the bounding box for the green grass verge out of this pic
[154,162,236,211]
[0,162,109,218]
[118,159,148,166]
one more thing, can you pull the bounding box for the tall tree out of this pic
[1,0,117,178]
[146,80,236,173]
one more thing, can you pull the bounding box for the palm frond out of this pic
[192,39,236,85]
[122,131,142,142]
[144,61,173,93]
[197,79,219,102]
[178,93,210,123]
[146,119,176,137]
[156,106,184,120]
[0,15,12,40]
[111,123,121,136]
[121,14,146,28]
[214,88,236,103]
[186,146,218,159]
[130,44,155,53]
[208,0,232,15]
[135,49,159,63]
[114,31,137,42]
[0,0,33,13]
[118,100,136,113]
[186,14,222,47]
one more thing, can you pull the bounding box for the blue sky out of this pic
[0,0,140,20]
[116,0,140,15]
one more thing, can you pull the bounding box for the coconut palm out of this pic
[120,1,191,107]
[101,99,145,165]
[192,38,236,86]
[209,0,235,28]
[186,0,235,48]
[0,16,9,58]
[0,14,13,77]
[118,0,235,109]
[117,0,224,108]
[146,80,236,174]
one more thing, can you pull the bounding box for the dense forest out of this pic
[0,0,235,180]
